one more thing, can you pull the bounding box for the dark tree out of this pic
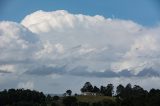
[116,84,125,97]
[81,82,93,93]
[46,94,52,102]
[148,89,160,106]
[124,83,132,97]
[100,86,106,94]
[0,89,46,106]
[132,85,147,96]
[105,84,114,96]
[93,86,100,94]
[100,84,114,96]
[66,90,72,96]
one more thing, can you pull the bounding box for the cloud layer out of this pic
[1,10,160,92]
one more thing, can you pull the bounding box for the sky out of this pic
[0,0,160,26]
[0,0,160,94]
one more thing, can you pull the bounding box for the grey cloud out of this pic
[25,65,67,76]
[0,70,12,73]
[68,66,118,78]
[24,65,160,78]
[70,68,160,78]
[137,68,160,77]
[0,59,37,65]
[118,69,133,77]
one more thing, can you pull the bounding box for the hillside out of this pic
[51,95,116,106]
[76,95,114,103]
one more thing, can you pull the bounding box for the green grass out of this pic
[46,95,115,106]
[76,95,115,103]
[47,95,115,106]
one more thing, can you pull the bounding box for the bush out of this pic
[12,101,39,106]
[51,102,57,106]
[62,96,77,106]
[53,96,60,101]
[92,102,102,106]
[102,99,116,106]
[78,101,90,106]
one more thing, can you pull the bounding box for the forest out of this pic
[0,82,160,106]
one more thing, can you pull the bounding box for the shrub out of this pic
[92,102,102,106]
[53,96,60,101]
[78,101,90,106]
[62,96,77,106]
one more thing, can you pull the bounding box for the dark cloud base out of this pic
[25,66,160,78]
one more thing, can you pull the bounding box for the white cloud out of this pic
[0,10,160,75]
[0,65,15,73]
[1,10,160,92]
[21,10,160,74]
[0,21,41,74]
[0,21,38,61]
[114,30,160,74]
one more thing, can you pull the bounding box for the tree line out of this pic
[79,82,160,106]
[0,89,46,106]
[0,82,160,106]
[81,82,114,96]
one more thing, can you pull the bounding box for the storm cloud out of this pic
[1,10,160,93]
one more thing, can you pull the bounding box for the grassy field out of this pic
[46,95,115,106]
[76,95,115,103]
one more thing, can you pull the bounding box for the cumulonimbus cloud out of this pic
[21,10,160,75]
[1,10,160,93]
[0,10,160,77]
